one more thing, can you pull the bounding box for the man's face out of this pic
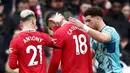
[18,2,29,12]
[48,14,63,31]
[28,0,38,6]
[112,2,122,14]
[122,5,130,18]
[85,15,98,29]
[48,20,61,32]
[80,3,92,14]
[93,0,105,8]
[48,20,56,30]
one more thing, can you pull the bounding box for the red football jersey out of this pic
[53,24,93,73]
[8,30,53,73]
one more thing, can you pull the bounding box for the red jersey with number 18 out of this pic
[8,31,53,73]
[53,24,93,73]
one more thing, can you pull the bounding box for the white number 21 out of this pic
[73,34,88,55]
[26,45,42,66]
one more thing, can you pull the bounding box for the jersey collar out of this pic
[22,29,36,32]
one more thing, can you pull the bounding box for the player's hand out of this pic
[49,13,64,25]
[52,38,57,44]
[68,17,84,28]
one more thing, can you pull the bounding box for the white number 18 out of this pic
[73,34,88,55]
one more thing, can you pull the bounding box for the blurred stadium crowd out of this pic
[0,0,129,73]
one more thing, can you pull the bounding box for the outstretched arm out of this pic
[69,17,111,43]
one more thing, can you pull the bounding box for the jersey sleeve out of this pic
[103,27,120,53]
[103,27,117,42]
[8,38,19,69]
[52,32,64,49]
[42,33,53,47]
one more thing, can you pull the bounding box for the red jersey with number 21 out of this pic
[8,31,53,73]
[53,24,93,73]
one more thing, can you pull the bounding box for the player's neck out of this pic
[97,20,106,31]
[22,26,36,32]
[61,20,69,26]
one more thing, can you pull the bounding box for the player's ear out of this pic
[32,19,36,27]
[32,19,34,24]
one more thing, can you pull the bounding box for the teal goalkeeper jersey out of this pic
[90,26,122,73]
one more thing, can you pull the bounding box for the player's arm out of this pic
[48,31,64,73]
[8,49,18,69]
[87,27,111,43]
[8,39,19,69]
[48,49,62,73]
[69,17,111,43]
[42,33,54,47]
[8,48,18,69]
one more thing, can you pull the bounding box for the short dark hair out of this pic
[83,6,104,18]
[46,12,56,26]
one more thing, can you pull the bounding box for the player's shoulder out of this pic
[34,31,52,41]
[103,26,117,33]
[54,29,64,37]
[104,26,115,30]
[103,26,120,40]
[11,31,40,41]
[37,31,50,37]
[55,24,73,35]
[54,26,66,35]
[22,31,49,37]
[10,33,23,44]
[13,32,24,40]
